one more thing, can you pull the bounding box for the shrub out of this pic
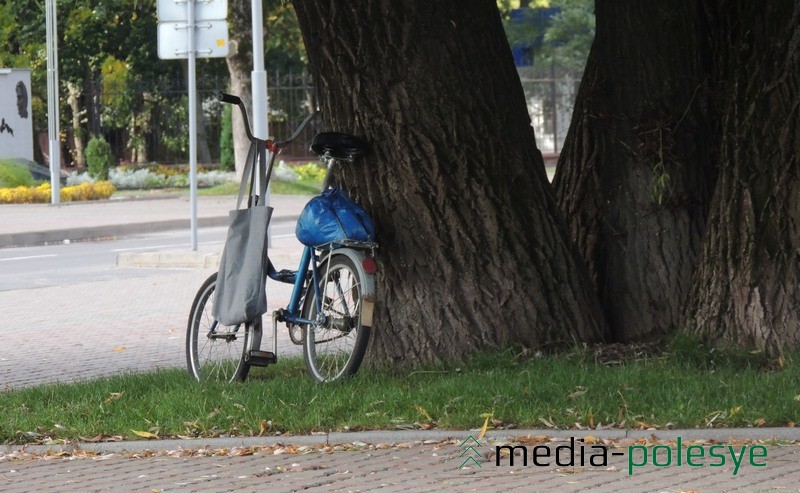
[220,104,234,171]
[293,163,326,182]
[0,160,35,188]
[66,170,95,186]
[86,136,114,180]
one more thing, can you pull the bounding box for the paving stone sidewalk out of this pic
[2,432,800,492]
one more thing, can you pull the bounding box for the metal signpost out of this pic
[157,0,229,251]
[45,0,60,204]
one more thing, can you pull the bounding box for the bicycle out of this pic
[186,92,377,383]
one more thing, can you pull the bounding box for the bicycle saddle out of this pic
[311,132,371,159]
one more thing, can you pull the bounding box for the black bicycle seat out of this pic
[310,132,371,159]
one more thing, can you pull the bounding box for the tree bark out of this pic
[226,0,255,178]
[684,1,800,357]
[66,82,86,167]
[293,0,607,366]
[553,0,717,341]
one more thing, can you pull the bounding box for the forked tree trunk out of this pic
[684,1,800,357]
[553,0,717,341]
[294,0,607,366]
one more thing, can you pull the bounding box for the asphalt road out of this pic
[0,223,298,291]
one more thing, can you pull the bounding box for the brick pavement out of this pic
[2,436,800,492]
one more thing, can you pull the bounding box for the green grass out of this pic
[106,179,319,199]
[194,179,321,197]
[2,342,799,445]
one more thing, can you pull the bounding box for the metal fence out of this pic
[518,66,583,157]
[74,68,582,166]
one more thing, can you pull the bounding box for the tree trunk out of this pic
[66,82,86,167]
[293,0,607,366]
[684,1,800,358]
[225,0,255,178]
[553,0,717,341]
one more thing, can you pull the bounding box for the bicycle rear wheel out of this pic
[302,254,371,382]
[186,273,262,382]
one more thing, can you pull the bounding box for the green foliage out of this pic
[265,1,307,73]
[85,136,115,180]
[220,104,234,171]
[100,55,132,129]
[293,163,326,182]
[542,0,595,68]
[501,0,595,69]
[0,160,35,188]
[159,95,190,154]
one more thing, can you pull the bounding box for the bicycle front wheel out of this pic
[302,254,371,382]
[186,273,262,383]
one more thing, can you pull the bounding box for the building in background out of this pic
[0,69,34,161]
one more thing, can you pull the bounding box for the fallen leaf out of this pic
[415,405,432,422]
[539,417,556,428]
[103,392,124,404]
[478,415,490,440]
[131,430,159,439]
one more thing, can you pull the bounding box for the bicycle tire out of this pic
[302,254,371,382]
[185,272,262,383]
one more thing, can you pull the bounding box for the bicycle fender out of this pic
[323,248,376,328]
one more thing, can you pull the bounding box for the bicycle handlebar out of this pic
[217,91,255,144]
[274,112,317,149]
[218,91,317,153]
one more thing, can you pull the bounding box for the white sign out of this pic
[157,20,229,59]
[158,0,227,22]
[0,69,34,161]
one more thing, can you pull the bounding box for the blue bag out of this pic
[295,188,375,247]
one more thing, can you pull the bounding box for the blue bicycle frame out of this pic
[266,245,323,326]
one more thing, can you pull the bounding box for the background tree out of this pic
[293,0,607,366]
[226,1,305,176]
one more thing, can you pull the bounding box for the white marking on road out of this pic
[0,254,58,262]
[110,240,225,252]
[111,243,188,252]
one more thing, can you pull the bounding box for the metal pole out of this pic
[187,0,199,251]
[252,0,268,216]
[45,0,60,204]
[251,0,268,141]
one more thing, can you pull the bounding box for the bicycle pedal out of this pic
[245,350,277,367]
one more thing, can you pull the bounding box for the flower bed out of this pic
[0,182,116,204]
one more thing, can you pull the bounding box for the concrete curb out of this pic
[0,217,229,249]
[0,213,299,249]
[116,250,222,269]
[3,428,798,456]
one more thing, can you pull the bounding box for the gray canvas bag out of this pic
[213,144,272,326]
